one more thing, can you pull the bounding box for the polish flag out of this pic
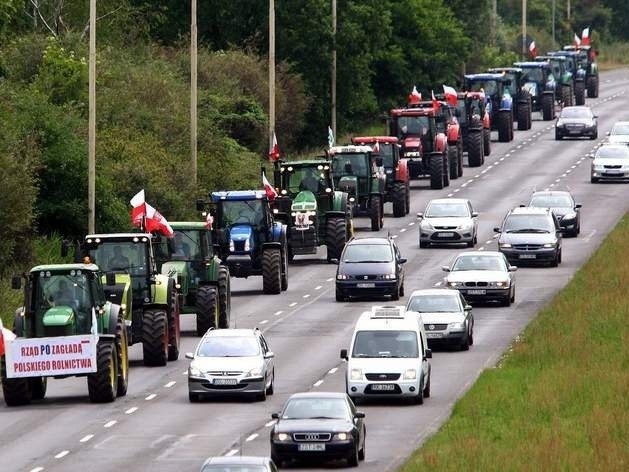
[431,90,441,111]
[262,171,277,201]
[268,131,280,161]
[574,32,581,47]
[581,27,590,46]
[443,84,458,106]
[144,203,174,238]
[529,40,537,58]
[205,213,214,230]
[130,189,146,227]
[408,85,422,105]
[0,317,16,357]
[372,141,380,154]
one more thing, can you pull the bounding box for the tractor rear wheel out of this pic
[195,286,218,335]
[167,284,180,362]
[483,129,491,158]
[467,131,483,167]
[542,94,554,120]
[429,154,445,190]
[586,76,598,98]
[218,266,231,328]
[517,104,530,130]
[457,140,464,177]
[1,358,32,406]
[370,196,383,231]
[442,154,450,188]
[262,248,282,294]
[326,217,347,261]
[405,182,410,214]
[448,146,458,180]
[391,182,407,217]
[116,321,129,396]
[497,110,512,142]
[30,377,47,400]
[562,85,573,106]
[574,81,585,105]
[142,309,169,366]
[280,246,288,291]
[88,341,118,403]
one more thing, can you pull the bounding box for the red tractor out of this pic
[351,136,410,217]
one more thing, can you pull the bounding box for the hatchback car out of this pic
[186,328,275,401]
[527,190,582,236]
[555,106,597,140]
[590,144,629,183]
[200,456,278,472]
[442,251,516,306]
[417,198,478,248]
[495,207,562,267]
[606,121,629,145]
[270,392,366,467]
[406,289,474,350]
[335,237,406,301]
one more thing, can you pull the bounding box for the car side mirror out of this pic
[416,212,423,219]
[508,265,518,272]
[340,349,348,360]
[519,204,525,207]
[471,212,478,218]
[264,351,275,359]
[271,413,280,420]
[185,352,194,360]
[464,304,472,311]
[424,348,432,359]
[441,265,450,272]
[354,411,366,419]
[575,204,582,209]
[11,276,21,290]
[398,258,407,264]
[493,227,501,233]
[331,258,340,265]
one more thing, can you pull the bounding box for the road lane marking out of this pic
[303,294,310,298]
[145,394,157,401]
[326,277,334,282]
[274,310,283,316]
[54,451,69,459]
[260,319,269,325]
[182,371,188,375]
[165,381,176,388]
[265,420,276,427]
[409,222,415,226]
[314,379,324,387]
[104,420,117,428]
[434,281,442,287]
[328,367,338,374]
[453,188,460,193]
[125,407,138,415]
[315,286,322,290]
[79,434,94,443]
[486,240,493,245]
[447,193,454,197]
[29,468,44,472]
[392,235,398,238]
[474,174,480,178]
[478,247,485,251]
[226,449,239,457]
[246,433,258,442]
[289,302,297,307]
[555,178,561,183]
[400,228,406,232]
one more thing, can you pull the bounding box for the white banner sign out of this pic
[5,335,98,378]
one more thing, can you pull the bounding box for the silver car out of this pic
[607,121,629,145]
[187,328,275,401]
[590,144,629,183]
[418,198,478,248]
[200,456,278,472]
[406,289,474,350]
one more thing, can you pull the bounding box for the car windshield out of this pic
[202,466,267,472]
[156,229,203,261]
[521,67,544,82]
[342,243,393,263]
[425,202,470,217]
[352,330,419,358]
[332,153,370,178]
[284,165,331,194]
[596,147,629,159]
[407,295,461,313]
[467,79,497,96]
[503,214,555,233]
[376,142,396,168]
[197,336,260,357]
[282,398,349,420]
[88,240,149,275]
[395,115,431,138]
[219,200,264,227]
[611,124,629,135]
[529,195,573,208]
[452,255,506,272]
[560,107,592,119]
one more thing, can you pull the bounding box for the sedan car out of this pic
[606,121,629,145]
[527,190,582,236]
[270,392,366,467]
[495,207,562,267]
[555,105,597,140]
[336,237,406,301]
[590,144,629,183]
[442,251,516,306]
[406,289,474,350]
[417,198,478,248]
[186,328,275,402]
[200,456,278,472]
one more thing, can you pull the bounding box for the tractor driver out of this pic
[299,169,325,193]
[53,280,74,306]
[109,245,130,270]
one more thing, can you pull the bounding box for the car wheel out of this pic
[466,239,475,248]
[391,285,400,301]
[271,453,283,468]
[399,281,405,297]
[460,334,470,351]
[550,252,559,267]
[258,377,267,401]
[335,288,345,302]
[189,392,201,403]
[348,444,360,467]
[510,287,515,303]
[358,431,366,461]
[469,326,474,346]
[558,249,562,264]
[423,374,431,398]
[414,379,425,405]
[419,241,429,248]
[266,369,274,395]
[501,295,511,307]
[591,176,599,183]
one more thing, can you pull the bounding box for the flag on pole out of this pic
[408,85,422,105]
[443,84,458,106]
[268,131,280,161]
[574,32,581,47]
[372,141,380,154]
[205,213,213,230]
[431,90,441,111]
[327,126,335,148]
[581,27,590,46]
[262,171,277,201]
[130,189,146,227]
[529,40,537,58]
[130,190,174,238]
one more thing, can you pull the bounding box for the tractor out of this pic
[209,190,288,294]
[487,67,533,130]
[563,44,598,97]
[155,222,231,336]
[513,61,557,121]
[1,263,129,405]
[270,159,353,263]
[329,145,388,231]
[388,104,450,189]
[464,73,515,143]
[351,136,410,217]
[535,55,574,106]
[547,50,586,105]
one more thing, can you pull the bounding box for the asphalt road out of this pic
[2,68,628,472]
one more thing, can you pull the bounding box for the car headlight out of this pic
[593,164,605,171]
[562,211,577,220]
[229,239,235,252]
[448,322,466,332]
[246,366,263,377]
[189,363,203,378]
[543,242,556,248]
[403,369,417,380]
[499,243,512,248]
[333,432,350,441]
[350,368,362,380]
[382,273,396,280]
[447,281,464,288]
[274,432,291,442]
[421,221,434,230]
[337,274,349,280]
[490,281,509,287]
[457,221,473,230]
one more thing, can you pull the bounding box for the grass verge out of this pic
[401,214,629,471]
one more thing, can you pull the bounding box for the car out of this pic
[335,237,406,302]
[527,190,582,236]
[554,106,597,140]
[606,121,629,145]
[200,456,278,472]
[406,289,474,351]
[186,328,275,402]
[270,392,366,467]
[590,144,629,183]
[417,198,478,248]
[442,251,516,306]
[495,207,563,267]
[341,305,432,403]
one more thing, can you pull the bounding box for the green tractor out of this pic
[535,55,574,106]
[76,233,181,367]
[270,159,353,262]
[563,44,599,98]
[1,264,129,405]
[155,222,231,336]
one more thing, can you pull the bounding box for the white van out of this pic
[340,306,432,404]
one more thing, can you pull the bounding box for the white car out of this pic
[406,289,474,351]
[442,251,517,306]
[417,198,478,248]
[590,144,629,183]
[607,121,629,145]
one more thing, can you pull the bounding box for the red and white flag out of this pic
[130,189,146,227]
[581,27,590,46]
[408,85,422,105]
[574,32,581,47]
[145,203,174,238]
[372,141,380,154]
[529,40,537,58]
[268,131,280,161]
[0,317,16,357]
[431,90,441,110]
[205,213,213,230]
[262,171,277,201]
[443,84,458,106]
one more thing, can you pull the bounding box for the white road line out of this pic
[104,420,117,428]
[561,174,567,177]
[453,188,460,193]
[485,240,493,245]
[303,294,310,298]
[328,367,338,374]
[260,319,269,325]
[392,235,398,238]
[265,420,276,427]
[461,183,468,187]
[326,277,334,282]
[145,394,157,401]
[125,407,138,415]
[494,161,500,165]
[467,179,474,184]
[315,286,322,290]
[516,145,522,149]
[571,165,577,169]
[566,169,572,174]
[447,193,454,197]
[550,183,555,187]
[54,451,69,459]
[274,310,283,316]
[79,434,94,443]
[499,157,505,161]
[480,169,487,174]
[474,174,480,178]
[408,222,415,226]
[289,302,297,307]
[226,449,239,457]
[555,178,561,183]
[246,433,258,442]
[478,247,485,251]
[165,381,176,388]
[434,281,442,287]
[182,371,188,375]
[400,228,406,232]
[29,468,44,472]
[487,165,493,169]
[314,379,324,387]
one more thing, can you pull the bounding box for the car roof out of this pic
[408,288,460,297]
[203,456,269,465]
[456,250,503,258]
[531,190,571,197]
[508,206,552,215]
[203,328,258,338]
[427,198,469,205]
[612,121,629,127]
[30,263,100,273]
[347,237,392,246]
[561,105,591,111]
[596,144,629,153]
[288,391,348,400]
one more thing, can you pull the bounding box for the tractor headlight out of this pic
[229,239,235,252]
[244,238,251,251]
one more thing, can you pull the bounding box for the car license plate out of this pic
[298,443,326,452]
[213,378,238,385]
[467,289,486,295]
[371,384,395,391]
[604,170,621,174]
[426,332,444,338]
[519,254,537,259]
[568,129,581,134]
[357,282,375,288]
[437,232,454,237]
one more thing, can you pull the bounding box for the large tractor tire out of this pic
[542,94,555,120]
[196,285,218,335]
[280,246,288,292]
[405,182,410,214]
[586,76,599,98]
[142,309,169,366]
[326,217,347,262]
[467,131,483,167]
[429,154,445,190]
[574,81,586,105]
[262,248,282,295]
[457,140,464,177]
[30,377,47,400]
[562,85,573,106]
[497,110,512,142]
[1,357,32,406]
[218,266,231,328]
[516,103,531,130]
[88,341,118,403]
[116,321,129,397]
[167,284,180,362]
[369,196,383,231]
[442,154,450,188]
[483,129,491,158]
[391,182,407,217]
[448,146,459,180]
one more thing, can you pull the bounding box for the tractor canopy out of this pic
[513,62,556,96]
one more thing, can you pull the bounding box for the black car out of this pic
[270,392,366,467]
[527,190,582,236]
[335,237,406,302]
[555,106,597,140]
[495,207,562,267]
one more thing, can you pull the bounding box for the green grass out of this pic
[401,214,629,472]
[597,41,629,70]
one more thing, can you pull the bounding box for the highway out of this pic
[1,68,628,472]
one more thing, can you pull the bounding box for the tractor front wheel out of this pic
[483,129,491,158]
[429,154,445,190]
[369,196,383,231]
[497,110,512,142]
[30,377,47,400]
[575,81,585,105]
[262,248,282,294]
[88,341,118,403]
[467,131,483,167]
[116,321,129,396]
[326,217,348,261]
[142,309,169,366]
[542,94,555,120]
[391,182,407,217]
[448,146,459,180]
[195,285,218,336]
[167,284,180,362]
[218,266,231,328]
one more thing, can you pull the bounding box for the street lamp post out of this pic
[331,0,337,141]
[88,0,96,233]
[269,0,276,152]
[521,0,527,60]
[191,0,198,187]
